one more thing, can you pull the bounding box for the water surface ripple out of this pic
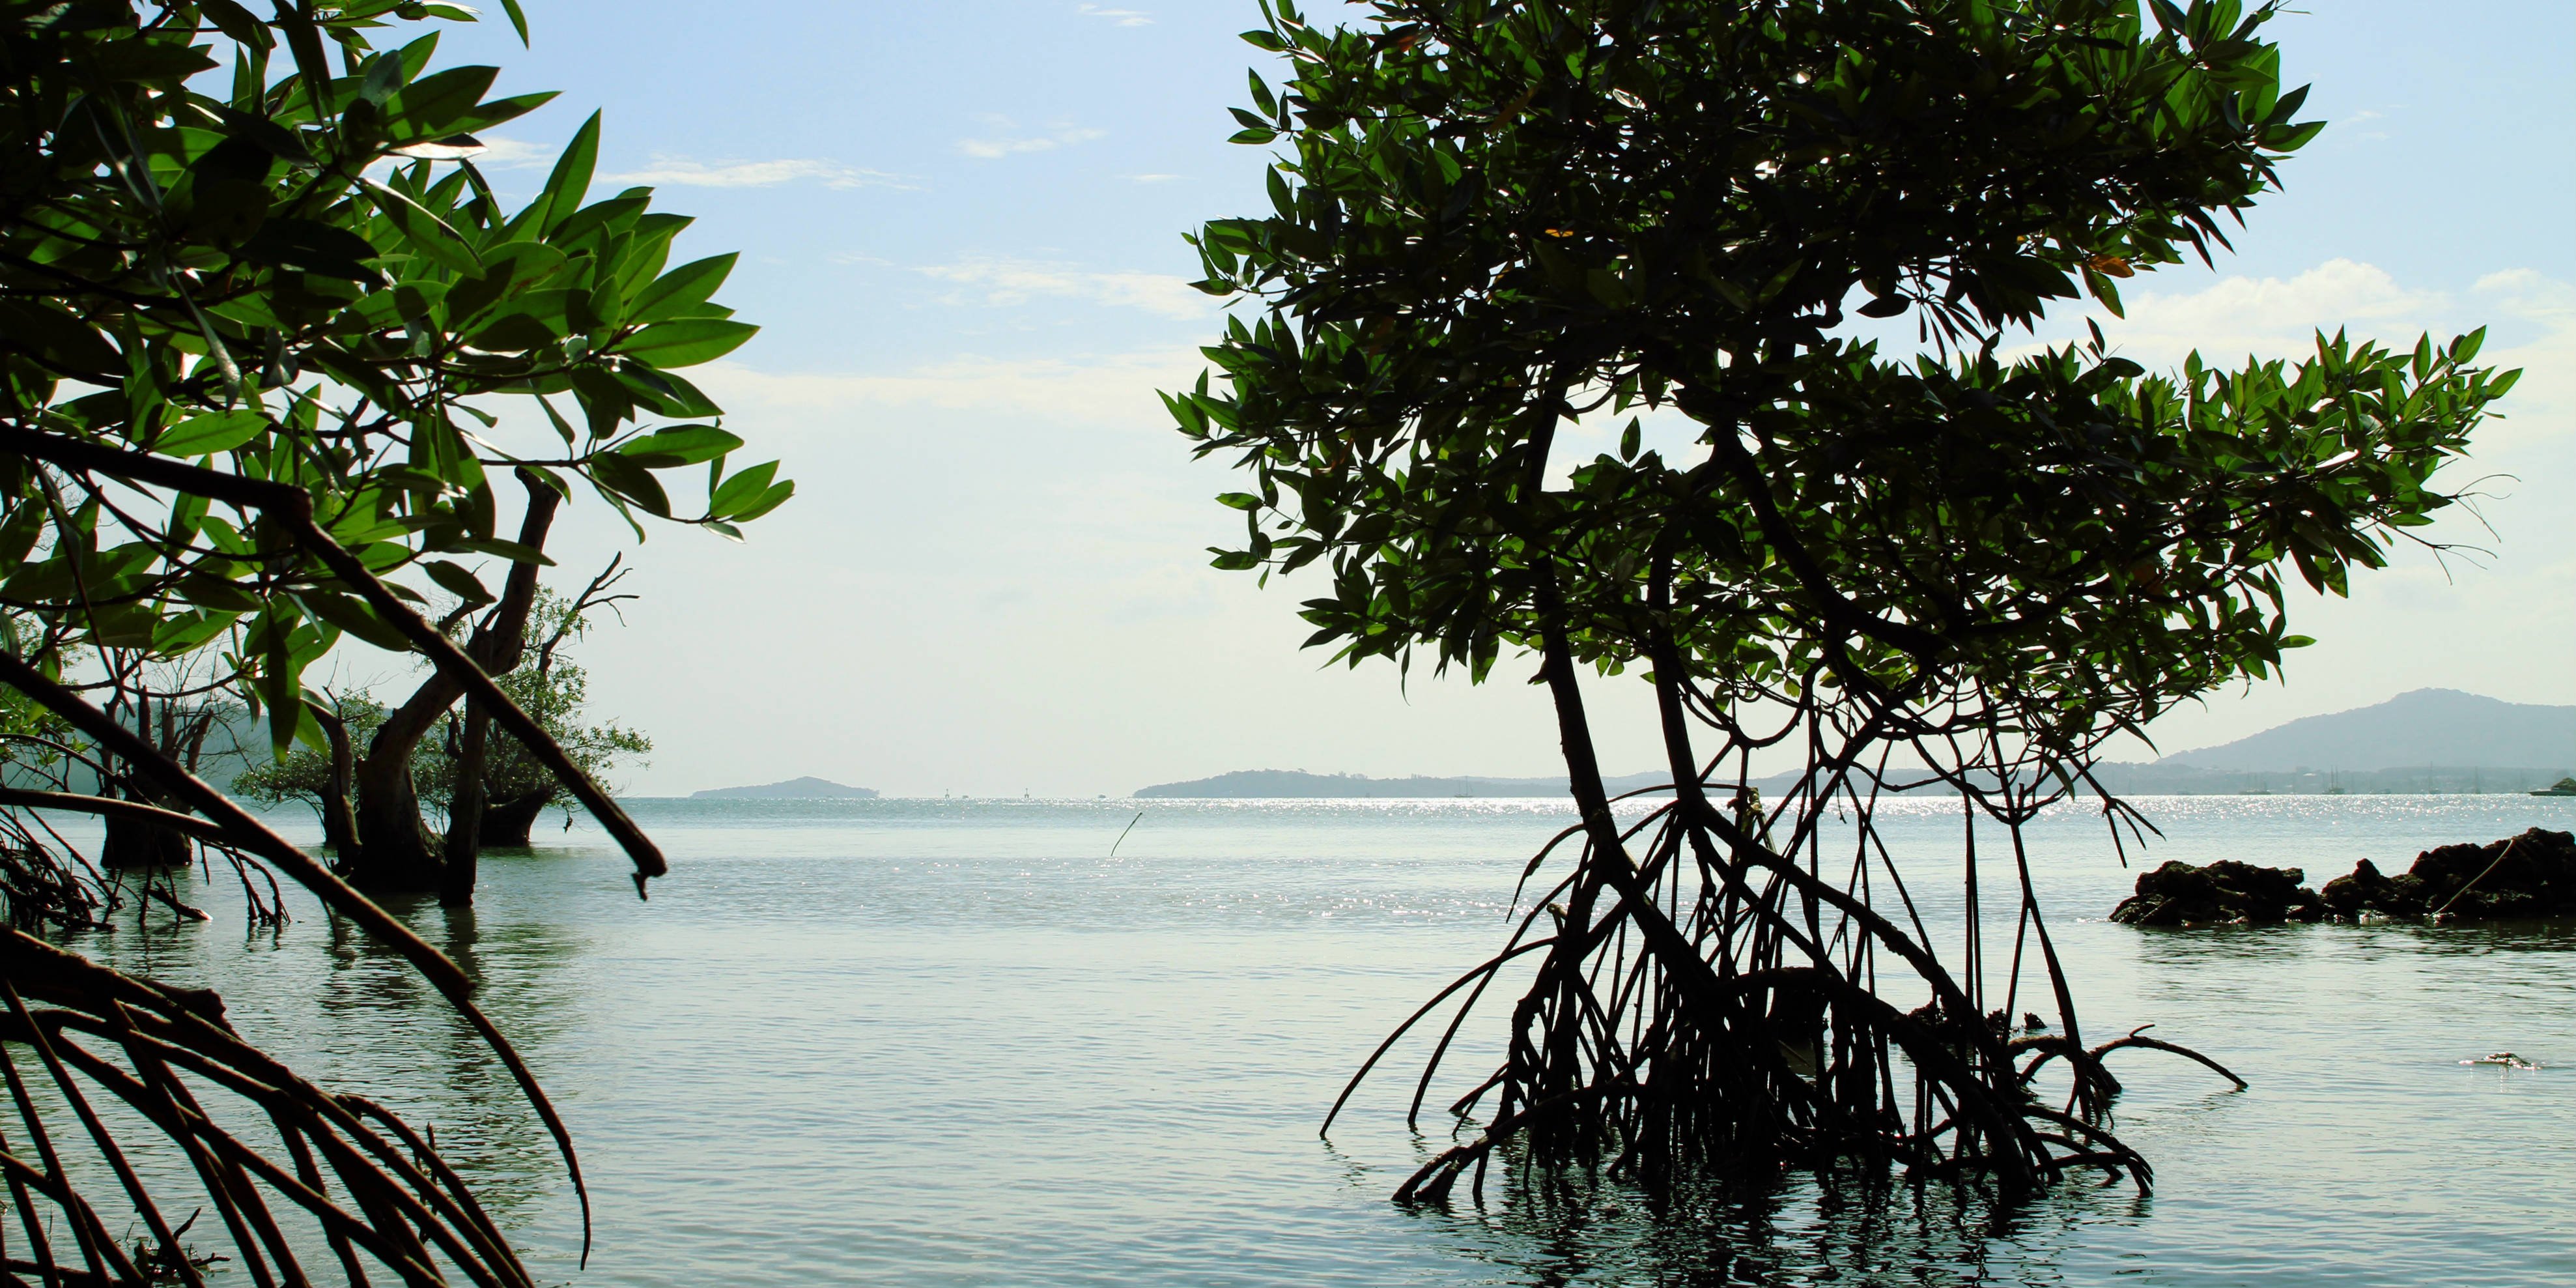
[58,795,2576,1285]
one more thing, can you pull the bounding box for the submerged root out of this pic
[0,928,537,1287]
[1348,658,2248,1210]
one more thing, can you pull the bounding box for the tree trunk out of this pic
[100,694,190,870]
[478,788,554,848]
[350,767,444,891]
[100,801,192,869]
[346,473,560,894]
[440,699,489,906]
[316,705,360,861]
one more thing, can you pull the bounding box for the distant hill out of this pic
[1140,690,2576,800]
[692,777,879,799]
[2160,689,2576,772]
[1134,768,1674,799]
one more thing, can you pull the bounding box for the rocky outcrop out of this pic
[2114,828,2576,926]
[2110,860,2325,926]
[2320,827,2576,920]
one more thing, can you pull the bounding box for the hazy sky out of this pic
[398,1,2575,797]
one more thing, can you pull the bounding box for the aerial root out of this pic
[1394,1081,1633,1206]
[0,929,538,1287]
[2092,1025,2248,1090]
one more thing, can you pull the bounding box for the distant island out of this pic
[1140,689,2576,799]
[692,777,880,799]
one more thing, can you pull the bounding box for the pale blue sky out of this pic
[405,2,2574,795]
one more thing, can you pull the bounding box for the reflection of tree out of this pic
[1409,1158,2139,1286]
[302,896,591,1226]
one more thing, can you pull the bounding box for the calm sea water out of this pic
[50,795,2576,1286]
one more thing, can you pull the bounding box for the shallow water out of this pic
[48,795,2576,1285]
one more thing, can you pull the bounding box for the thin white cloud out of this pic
[603,156,917,191]
[369,134,550,175]
[2468,271,2576,437]
[956,116,1106,160]
[2039,261,2575,455]
[916,257,1213,320]
[2093,258,2446,361]
[1127,173,1180,184]
[693,348,1206,427]
[1076,3,1152,25]
[459,134,553,167]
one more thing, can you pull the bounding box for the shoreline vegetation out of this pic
[1133,688,2576,798]
[1133,766,2576,799]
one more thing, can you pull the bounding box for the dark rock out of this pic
[2319,857,2397,914]
[2195,828,2576,924]
[2394,827,2576,920]
[2110,859,2325,926]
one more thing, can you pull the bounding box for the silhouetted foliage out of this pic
[0,0,789,1278]
[1176,0,2515,1200]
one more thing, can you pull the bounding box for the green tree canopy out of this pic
[238,586,653,841]
[0,0,788,773]
[0,1,797,1276]
[1176,0,2518,1199]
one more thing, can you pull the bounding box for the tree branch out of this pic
[0,425,665,893]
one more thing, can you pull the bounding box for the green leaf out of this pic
[627,252,737,323]
[1217,492,1264,511]
[441,90,558,137]
[198,0,270,51]
[296,591,414,652]
[0,503,47,569]
[726,479,794,522]
[421,558,495,607]
[532,110,601,234]
[619,424,743,466]
[361,179,483,275]
[444,240,570,322]
[591,451,673,517]
[447,536,556,565]
[467,289,578,351]
[152,610,238,657]
[619,319,758,369]
[384,64,500,139]
[206,104,314,164]
[0,300,124,379]
[709,460,780,517]
[154,409,268,457]
[175,573,263,612]
[237,218,383,283]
